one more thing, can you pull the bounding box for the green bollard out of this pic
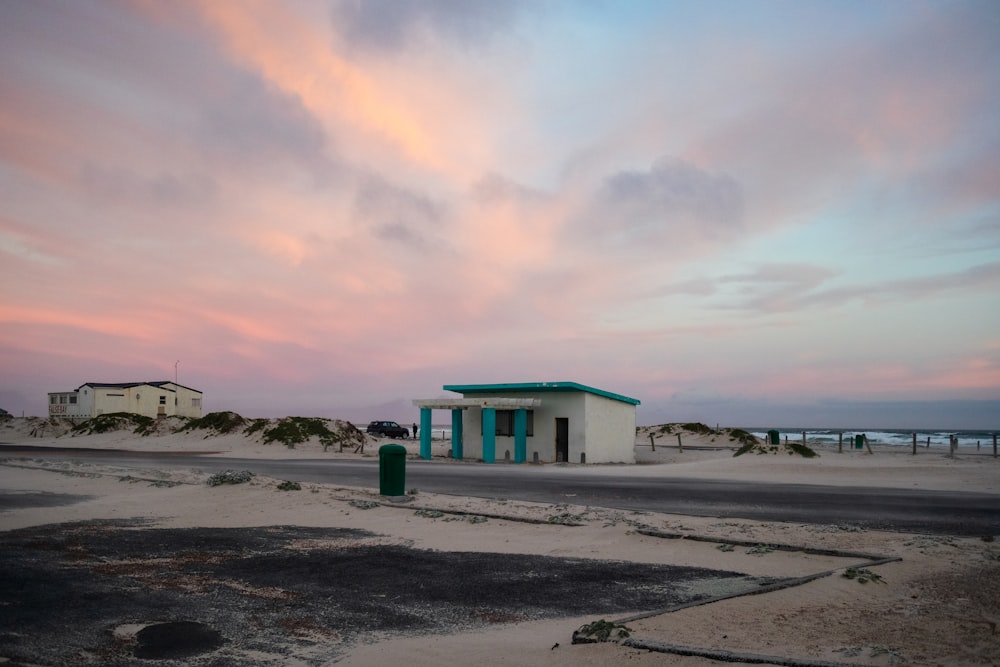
[379,444,407,496]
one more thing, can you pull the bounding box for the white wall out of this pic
[167,383,203,418]
[90,383,203,419]
[457,390,634,464]
[583,393,636,464]
[47,392,88,418]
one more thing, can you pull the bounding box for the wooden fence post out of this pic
[676,433,683,452]
[912,432,917,455]
[838,432,843,453]
[648,433,656,451]
[864,434,873,455]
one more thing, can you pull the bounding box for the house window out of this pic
[69,396,77,404]
[485,410,534,436]
[192,398,202,408]
[159,396,166,405]
[50,396,57,405]
[59,396,66,404]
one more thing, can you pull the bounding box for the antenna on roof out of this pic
[175,360,180,384]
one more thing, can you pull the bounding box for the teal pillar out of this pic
[451,409,464,459]
[514,408,527,463]
[419,407,432,460]
[482,407,496,463]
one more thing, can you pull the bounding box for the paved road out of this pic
[2,445,999,536]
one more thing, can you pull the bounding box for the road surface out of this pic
[1,445,998,536]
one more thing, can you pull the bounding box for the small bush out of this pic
[734,439,817,458]
[573,619,632,643]
[207,470,255,486]
[843,567,884,584]
[252,417,365,451]
[348,499,379,510]
[727,428,758,447]
[680,422,716,435]
[73,412,155,436]
[182,411,246,434]
[276,480,301,491]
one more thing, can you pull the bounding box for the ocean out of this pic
[745,427,998,450]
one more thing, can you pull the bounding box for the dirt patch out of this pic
[0,520,777,666]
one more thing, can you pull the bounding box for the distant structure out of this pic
[47,381,203,420]
[413,381,640,464]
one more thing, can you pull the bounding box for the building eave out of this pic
[442,381,640,406]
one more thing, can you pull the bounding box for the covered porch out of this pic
[411,397,541,463]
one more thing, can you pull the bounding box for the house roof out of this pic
[442,382,640,406]
[77,381,202,394]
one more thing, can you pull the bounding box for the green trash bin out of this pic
[379,444,407,496]
[854,434,865,449]
[767,429,780,445]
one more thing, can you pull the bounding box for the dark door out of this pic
[555,418,568,462]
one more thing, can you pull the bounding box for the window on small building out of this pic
[69,396,77,404]
[192,398,202,408]
[159,396,166,405]
[59,396,66,404]
[50,396,57,405]
[484,409,534,436]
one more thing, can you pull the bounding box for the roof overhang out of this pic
[413,397,541,410]
[442,381,640,406]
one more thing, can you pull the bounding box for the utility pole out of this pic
[174,360,179,384]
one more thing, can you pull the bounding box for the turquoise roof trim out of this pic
[443,382,640,406]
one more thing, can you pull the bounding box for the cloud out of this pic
[579,157,743,251]
[193,70,334,178]
[715,264,841,312]
[356,175,446,250]
[792,261,1000,310]
[654,261,1000,314]
[330,0,528,53]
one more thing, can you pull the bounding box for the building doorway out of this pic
[555,417,568,462]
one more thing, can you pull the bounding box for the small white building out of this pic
[48,381,204,420]
[413,382,640,464]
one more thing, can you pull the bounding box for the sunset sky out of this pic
[2,0,998,428]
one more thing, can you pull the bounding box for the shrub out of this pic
[680,422,716,435]
[727,428,758,447]
[253,417,365,451]
[734,439,817,458]
[73,412,155,436]
[207,470,255,486]
[181,411,246,434]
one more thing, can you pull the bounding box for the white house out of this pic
[48,381,203,420]
[413,381,640,464]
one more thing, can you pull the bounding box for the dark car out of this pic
[366,420,409,438]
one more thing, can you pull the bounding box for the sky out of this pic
[1,0,999,429]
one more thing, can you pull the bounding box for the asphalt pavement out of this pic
[1,444,998,536]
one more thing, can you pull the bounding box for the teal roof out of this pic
[443,382,640,406]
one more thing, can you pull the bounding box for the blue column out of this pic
[482,407,496,463]
[419,407,432,460]
[514,408,527,463]
[451,409,464,460]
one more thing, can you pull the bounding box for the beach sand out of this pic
[1,418,998,665]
